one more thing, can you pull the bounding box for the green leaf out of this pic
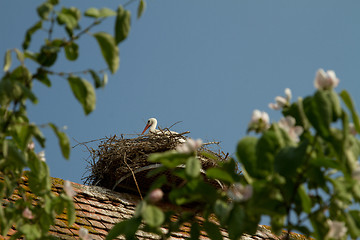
[103,72,108,87]
[37,46,59,67]
[84,8,100,18]
[106,218,141,240]
[89,70,102,88]
[142,205,164,228]
[340,90,360,133]
[49,123,70,159]
[282,100,310,130]
[14,48,24,63]
[93,32,120,74]
[203,221,223,240]
[219,158,242,182]
[32,124,46,148]
[18,224,42,239]
[297,185,311,214]
[206,168,234,183]
[236,137,258,178]
[51,39,65,47]
[330,177,353,203]
[28,155,52,193]
[85,8,116,18]
[65,198,75,226]
[57,7,81,30]
[256,130,282,175]
[148,151,188,168]
[195,181,218,204]
[327,90,342,121]
[137,0,146,19]
[270,215,286,235]
[14,123,32,150]
[274,140,308,178]
[349,210,360,236]
[199,151,218,160]
[34,68,51,87]
[214,200,231,224]
[10,65,32,83]
[52,196,65,215]
[3,49,12,72]
[310,211,328,240]
[310,157,341,170]
[24,50,38,62]
[189,222,200,240]
[186,157,201,178]
[229,205,260,238]
[134,201,147,218]
[98,8,116,18]
[345,211,360,238]
[3,140,27,166]
[48,0,59,5]
[115,6,131,44]
[67,76,96,115]
[64,42,79,61]
[37,2,53,20]
[304,91,332,139]
[23,21,42,50]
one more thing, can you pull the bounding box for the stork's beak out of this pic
[142,124,150,134]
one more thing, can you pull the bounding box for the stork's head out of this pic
[142,118,157,134]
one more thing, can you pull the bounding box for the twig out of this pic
[72,18,104,41]
[123,153,143,200]
[44,68,108,78]
[48,11,56,41]
[72,137,107,149]
[169,121,183,129]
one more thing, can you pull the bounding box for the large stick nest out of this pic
[82,131,228,193]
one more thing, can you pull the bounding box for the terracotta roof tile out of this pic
[1,175,306,240]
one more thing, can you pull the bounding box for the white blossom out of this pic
[250,110,270,125]
[326,220,347,240]
[227,183,253,202]
[269,88,292,110]
[278,116,303,142]
[27,141,35,151]
[63,180,76,198]
[22,207,34,219]
[79,228,90,240]
[148,188,164,203]
[314,69,339,90]
[247,110,270,133]
[176,138,203,153]
[37,151,46,162]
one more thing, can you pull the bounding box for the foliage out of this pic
[2,1,360,240]
[108,73,360,240]
[0,0,145,238]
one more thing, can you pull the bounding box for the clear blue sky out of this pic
[1,0,360,185]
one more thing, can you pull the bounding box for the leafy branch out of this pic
[0,0,146,238]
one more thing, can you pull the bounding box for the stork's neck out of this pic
[149,119,158,133]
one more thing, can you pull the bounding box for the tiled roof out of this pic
[1,176,305,240]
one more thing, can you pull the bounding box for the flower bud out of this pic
[63,180,76,198]
[79,228,90,240]
[148,188,164,203]
[314,69,339,90]
[22,207,34,219]
[37,151,46,162]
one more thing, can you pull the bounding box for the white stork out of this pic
[141,118,186,142]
